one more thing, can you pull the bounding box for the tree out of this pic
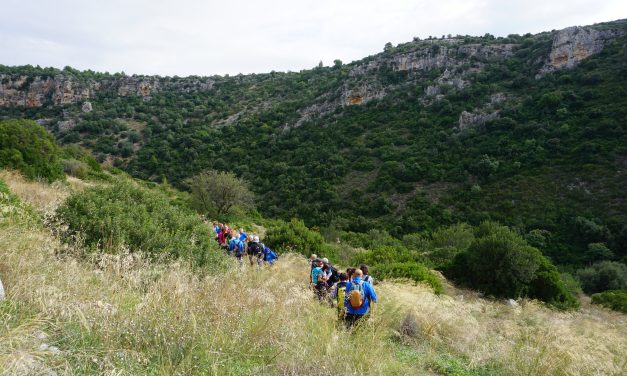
[333,59,343,68]
[447,222,578,309]
[187,170,254,217]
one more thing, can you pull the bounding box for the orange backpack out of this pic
[347,281,365,309]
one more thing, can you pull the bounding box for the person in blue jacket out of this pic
[344,268,377,327]
[227,233,239,256]
[262,245,278,266]
[239,228,248,242]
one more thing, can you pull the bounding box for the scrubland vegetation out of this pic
[1,171,626,375]
[1,20,626,375]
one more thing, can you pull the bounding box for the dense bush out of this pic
[372,262,443,294]
[62,159,89,179]
[60,144,108,180]
[265,219,333,259]
[56,181,229,271]
[447,222,578,308]
[576,261,627,294]
[424,224,475,269]
[590,290,627,313]
[0,119,64,182]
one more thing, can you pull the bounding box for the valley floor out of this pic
[0,171,625,375]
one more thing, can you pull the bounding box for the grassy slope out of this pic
[0,171,625,375]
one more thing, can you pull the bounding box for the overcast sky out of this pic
[1,0,625,76]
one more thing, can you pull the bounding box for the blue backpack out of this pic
[235,240,245,256]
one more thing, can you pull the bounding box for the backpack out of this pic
[235,240,244,256]
[347,281,365,309]
[328,266,340,284]
[337,284,347,317]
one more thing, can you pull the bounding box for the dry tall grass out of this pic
[1,173,625,375]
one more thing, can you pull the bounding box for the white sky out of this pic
[0,0,625,76]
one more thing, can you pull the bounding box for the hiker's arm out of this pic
[369,284,378,303]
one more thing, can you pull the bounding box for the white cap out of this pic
[322,257,329,263]
[254,236,260,242]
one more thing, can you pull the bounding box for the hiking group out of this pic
[212,223,278,267]
[310,255,378,328]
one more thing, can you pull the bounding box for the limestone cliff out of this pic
[539,26,625,76]
[0,74,214,108]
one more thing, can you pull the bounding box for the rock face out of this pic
[0,74,215,108]
[349,43,514,77]
[539,26,624,75]
[342,84,385,106]
[458,110,499,130]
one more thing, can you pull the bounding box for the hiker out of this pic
[330,272,349,320]
[360,264,374,285]
[221,226,232,249]
[218,224,227,246]
[344,269,377,328]
[309,254,318,271]
[227,232,239,255]
[239,228,247,242]
[213,222,220,240]
[262,244,278,266]
[256,239,266,268]
[311,259,327,301]
[322,258,339,289]
[247,236,263,267]
[234,236,245,265]
[346,267,356,282]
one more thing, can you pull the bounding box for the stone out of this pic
[39,343,61,354]
[425,85,439,96]
[506,299,519,307]
[0,276,4,301]
[57,119,76,133]
[81,101,92,112]
[458,110,499,130]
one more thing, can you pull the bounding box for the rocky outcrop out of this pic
[342,84,385,106]
[0,74,215,108]
[458,110,499,130]
[350,43,515,77]
[539,26,624,75]
[81,101,93,113]
[424,69,466,97]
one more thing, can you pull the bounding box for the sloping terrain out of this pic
[1,171,625,375]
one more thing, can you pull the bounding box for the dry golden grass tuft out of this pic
[1,172,625,375]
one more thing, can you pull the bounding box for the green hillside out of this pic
[1,20,626,269]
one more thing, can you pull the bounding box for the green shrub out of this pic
[430,223,474,250]
[62,159,89,179]
[351,245,423,266]
[0,119,64,182]
[372,262,443,294]
[448,222,578,309]
[591,290,627,313]
[56,180,229,271]
[576,261,627,294]
[265,219,333,259]
[60,144,108,180]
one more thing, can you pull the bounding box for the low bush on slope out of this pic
[56,180,229,271]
